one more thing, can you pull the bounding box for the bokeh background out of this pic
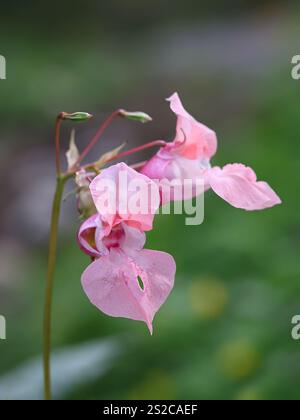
[0,0,300,400]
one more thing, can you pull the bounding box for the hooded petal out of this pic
[77,214,104,258]
[89,162,160,234]
[207,163,281,210]
[167,92,217,160]
[78,215,146,258]
[81,248,176,333]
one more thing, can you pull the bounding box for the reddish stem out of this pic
[70,109,122,171]
[82,139,166,171]
[107,140,167,163]
[130,160,148,170]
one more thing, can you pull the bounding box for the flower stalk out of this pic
[70,109,122,171]
[55,114,64,175]
[83,140,166,172]
[43,175,66,400]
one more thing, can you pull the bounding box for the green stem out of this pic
[43,176,66,400]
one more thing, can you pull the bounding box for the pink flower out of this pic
[89,162,160,235]
[141,92,281,210]
[78,214,176,334]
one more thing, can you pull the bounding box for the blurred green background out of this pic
[0,0,300,400]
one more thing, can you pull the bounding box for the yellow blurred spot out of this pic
[235,387,263,400]
[128,371,176,400]
[217,339,260,380]
[189,278,228,320]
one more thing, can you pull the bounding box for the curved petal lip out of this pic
[77,214,102,258]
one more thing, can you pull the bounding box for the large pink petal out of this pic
[81,248,176,333]
[90,162,160,234]
[207,164,281,210]
[167,92,217,160]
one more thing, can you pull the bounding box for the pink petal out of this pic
[221,163,257,182]
[140,153,172,180]
[81,248,176,333]
[77,214,104,258]
[120,223,146,254]
[167,92,217,160]
[78,215,146,257]
[207,164,282,210]
[133,249,176,326]
[89,162,160,234]
[142,152,210,202]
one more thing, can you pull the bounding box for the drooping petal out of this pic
[89,162,160,234]
[167,92,217,160]
[81,248,176,333]
[207,164,281,210]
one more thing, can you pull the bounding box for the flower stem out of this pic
[70,109,122,171]
[83,140,166,172]
[109,140,166,162]
[55,114,64,175]
[43,175,66,400]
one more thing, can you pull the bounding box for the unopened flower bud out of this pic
[119,110,152,124]
[62,112,93,122]
[75,170,97,219]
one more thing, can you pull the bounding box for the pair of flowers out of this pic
[77,93,281,333]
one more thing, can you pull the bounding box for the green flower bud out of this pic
[62,112,93,122]
[119,110,152,123]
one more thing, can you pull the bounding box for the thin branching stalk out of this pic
[43,175,66,400]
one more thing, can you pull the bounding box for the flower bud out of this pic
[75,170,97,219]
[119,110,152,123]
[62,112,93,122]
[65,129,80,169]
